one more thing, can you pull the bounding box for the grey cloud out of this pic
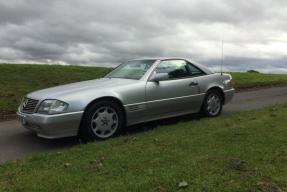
[203,56,287,74]
[0,1,55,24]
[0,0,286,73]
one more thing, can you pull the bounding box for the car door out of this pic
[145,59,205,118]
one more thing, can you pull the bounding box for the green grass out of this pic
[1,64,287,113]
[0,64,111,112]
[231,72,287,90]
[1,104,287,191]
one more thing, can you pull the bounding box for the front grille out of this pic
[21,98,39,113]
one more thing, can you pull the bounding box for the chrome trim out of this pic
[224,88,235,93]
[124,93,205,107]
[46,111,84,116]
[17,110,84,117]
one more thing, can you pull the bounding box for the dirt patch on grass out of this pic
[254,178,285,192]
[229,158,249,172]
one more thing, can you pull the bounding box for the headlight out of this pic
[37,100,68,115]
[224,79,234,88]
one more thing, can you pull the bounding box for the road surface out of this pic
[1,86,287,163]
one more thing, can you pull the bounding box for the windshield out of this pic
[105,60,156,80]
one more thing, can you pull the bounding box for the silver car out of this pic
[17,58,234,140]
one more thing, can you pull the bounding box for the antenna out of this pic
[221,39,224,76]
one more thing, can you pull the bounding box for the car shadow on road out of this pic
[46,113,203,144]
[20,113,203,150]
[18,131,79,148]
[0,113,205,163]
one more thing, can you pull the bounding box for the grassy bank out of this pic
[1,64,287,114]
[231,72,287,90]
[0,104,287,191]
[0,64,110,114]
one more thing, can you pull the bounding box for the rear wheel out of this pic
[79,100,124,141]
[202,90,223,117]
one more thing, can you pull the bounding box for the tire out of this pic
[79,100,124,141]
[201,90,223,117]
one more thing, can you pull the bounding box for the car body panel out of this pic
[27,78,146,111]
[17,110,83,139]
[145,77,201,115]
[17,58,235,138]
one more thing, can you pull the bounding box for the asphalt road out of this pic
[1,86,287,163]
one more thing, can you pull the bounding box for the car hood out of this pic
[27,78,138,100]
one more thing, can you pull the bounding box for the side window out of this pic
[187,62,205,77]
[155,60,190,79]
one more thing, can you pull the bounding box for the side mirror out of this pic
[150,73,169,82]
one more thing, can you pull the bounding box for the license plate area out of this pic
[18,114,27,125]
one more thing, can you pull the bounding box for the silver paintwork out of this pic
[17,58,235,139]
[17,110,83,139]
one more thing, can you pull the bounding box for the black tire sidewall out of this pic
[79,101,124,141]
[202,90,223,117]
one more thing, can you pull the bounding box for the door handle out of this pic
[189,81,198,86]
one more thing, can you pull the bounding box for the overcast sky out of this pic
[0,0,287,73]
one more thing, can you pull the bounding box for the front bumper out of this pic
[17,110,84,139]
[224,88,235,104]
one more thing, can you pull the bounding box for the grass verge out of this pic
[231,72,287,91]
[0,104,287,191]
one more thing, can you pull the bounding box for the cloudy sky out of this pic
[0,0,287,73]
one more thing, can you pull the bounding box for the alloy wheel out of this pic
[90,106,119,138]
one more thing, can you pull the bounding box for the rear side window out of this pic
[155,60,205,79]
[156,60,190,79]
[187,63,205,76]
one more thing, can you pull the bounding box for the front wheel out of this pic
[79,101,124,141]
[201,90,223,117]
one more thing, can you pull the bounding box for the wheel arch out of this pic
[206,86,225,104]
[79,96,127,131]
